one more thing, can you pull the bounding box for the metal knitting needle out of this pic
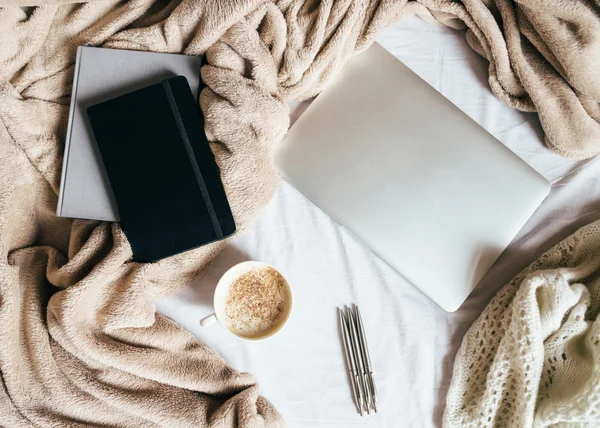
[339,308,363,416]
[354,304,378,413]
[348,305,371,414]
[346,305,369,415]
[353,305,376,413]
[347,306,371,414]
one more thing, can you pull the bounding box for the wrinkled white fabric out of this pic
[157,19,600,427]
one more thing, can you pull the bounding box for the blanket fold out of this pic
[0,0,599,426]
[444,219,600,427]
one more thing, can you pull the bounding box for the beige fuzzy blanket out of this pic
[0,0,599,427]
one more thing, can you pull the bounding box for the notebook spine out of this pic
[57,47,84,217]
[162,79,223,239]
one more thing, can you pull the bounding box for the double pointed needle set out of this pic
[339,305,378,415]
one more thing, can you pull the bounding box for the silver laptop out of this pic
[275,43,550,312]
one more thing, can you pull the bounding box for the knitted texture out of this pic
[444,220,600,427]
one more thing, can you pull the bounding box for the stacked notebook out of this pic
[58,46,235,262]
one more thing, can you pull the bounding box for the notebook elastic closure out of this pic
[162,79,223,239]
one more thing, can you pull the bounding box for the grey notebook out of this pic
[57,46,203,222]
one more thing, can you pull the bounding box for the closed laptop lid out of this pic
[275,43,550,312]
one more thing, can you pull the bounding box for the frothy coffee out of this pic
[223,266,290,339]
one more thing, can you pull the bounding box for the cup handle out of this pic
[200,313,218,327]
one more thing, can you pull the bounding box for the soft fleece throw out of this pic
[0,0,599,427]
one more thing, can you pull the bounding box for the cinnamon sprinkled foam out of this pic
[223,267,290,339]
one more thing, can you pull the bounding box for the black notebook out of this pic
[87,76,236,262]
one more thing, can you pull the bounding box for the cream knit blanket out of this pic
[1,0,599,427]
[445,219,600,427]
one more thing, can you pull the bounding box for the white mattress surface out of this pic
[156,16,600,427]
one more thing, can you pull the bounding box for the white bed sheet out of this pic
[156,16,600,427]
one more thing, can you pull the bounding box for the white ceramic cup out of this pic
[199,261,293,341]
